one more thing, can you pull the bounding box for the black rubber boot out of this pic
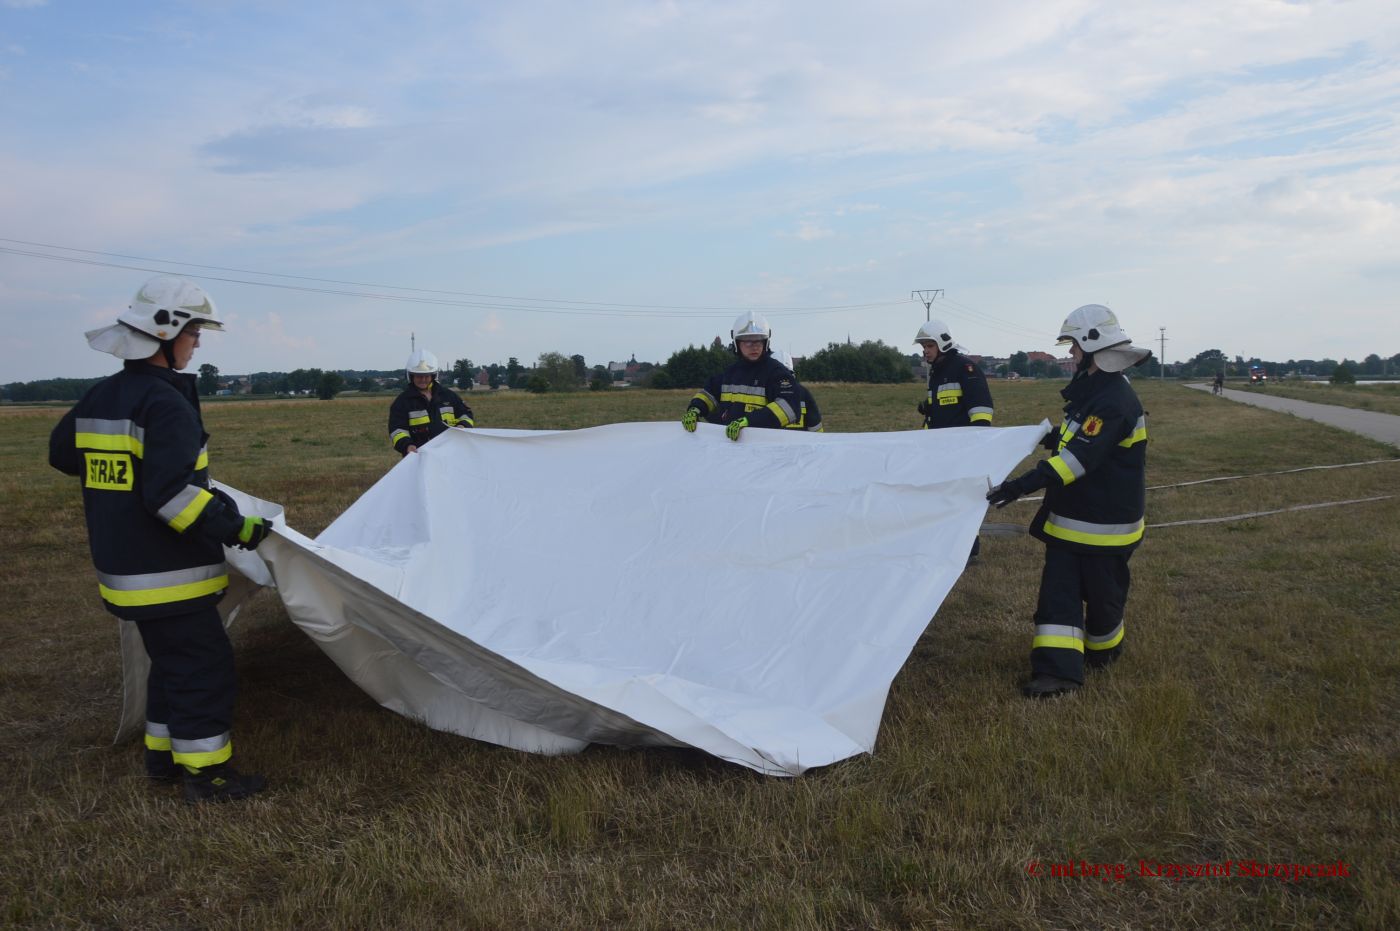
[1086,647,1121,671]
[182,764,268,804]
[144,748,182,784]
[1021,675,1081,699]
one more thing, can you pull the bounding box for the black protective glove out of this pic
[1040,429,1059,451]
[986,471,1048,509]
[917,399,934,417]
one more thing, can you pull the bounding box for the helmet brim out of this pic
[86,323,161,360]
[1094,345,1151,373]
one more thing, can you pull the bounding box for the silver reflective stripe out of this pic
[721,383,766,398]
[1087,622,1124,646]
[772,398,797,423]
[146,722,171,738]
[937,382,960,393]
[408,409,429,419]
[172,732,230,754]
[1046,514,1145,536]
[1034,624,1084,640]
[156,484,207,524]
[969,406,993,417]
[1058,447,1087,479]
[438,406,453,415]
[97,564,227,591]
[75,417,146,444]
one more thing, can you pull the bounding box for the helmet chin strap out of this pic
[161,339,178,369]
[1072,344,1095,377]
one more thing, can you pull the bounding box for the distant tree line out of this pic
[9,345,1396,403]
[1172,349,1400,380]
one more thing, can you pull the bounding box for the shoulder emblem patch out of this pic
[1082,415,1104,437]
[966,364,975,372]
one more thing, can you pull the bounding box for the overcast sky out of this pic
[2,0,1398,382]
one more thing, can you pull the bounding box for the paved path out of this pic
[1184,383,1400,448]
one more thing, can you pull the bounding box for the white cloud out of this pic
[3,0,1400,379]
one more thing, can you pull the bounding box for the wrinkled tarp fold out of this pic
[121,421,1044,775]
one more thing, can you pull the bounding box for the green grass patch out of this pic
[1226,380,1400,416]
[1,382,1396,928]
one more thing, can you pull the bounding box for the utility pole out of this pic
[912,289,944,321]
[1158,327,1168,380]
[410,331,416,353]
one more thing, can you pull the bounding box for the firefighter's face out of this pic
[171,326,201,370]
[411,373,434,392]
[918,340,940,363]
[737,337,766,361]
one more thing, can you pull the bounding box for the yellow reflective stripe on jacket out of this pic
[969,407,993,424]
[389,429,410,446]
[1118,416,1148,447]
[935,382,963,406]
[194,446,209,470]
[75,418,146,458]
[1041,513,1145,547]
[720,389,766,408]
[765,399,796,427]
[157,485,213,532]
[97,565,228,607]
[691,390,717,413]
[1047,447,1086,486]
[407,410,431,426]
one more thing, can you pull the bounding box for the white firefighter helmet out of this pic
[406,348,440,377]
[731,311,772,343]
[913,319,957,352]
[1057,304,1150,372]
[772,349,795,372]
[86,275,223,359]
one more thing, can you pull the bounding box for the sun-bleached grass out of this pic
[1,381,1396,929]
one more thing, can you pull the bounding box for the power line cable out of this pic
[0,237,911,317]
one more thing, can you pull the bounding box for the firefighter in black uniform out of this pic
[681,312,802,441]
[388,349,475,456]
[915,319,993,559]
[915,319,994,430]
[986,304,1150,698]
[49,276,270,802]
[772,350,823,432]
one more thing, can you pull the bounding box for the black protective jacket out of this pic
[388,381,475,456]
[790,384,823,432]
[1029,369,1148,554]
[49,362,246,620]
[922,349,994,428]
[687,353,802,429]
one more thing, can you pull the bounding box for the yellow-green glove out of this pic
[681,408,700,432]
[232,515,269,550]
[726,417,749,441]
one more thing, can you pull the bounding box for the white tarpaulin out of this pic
[123,421,1044,775]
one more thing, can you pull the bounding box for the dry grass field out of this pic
[1226,380,1400,417]
[1,381,1396,930]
